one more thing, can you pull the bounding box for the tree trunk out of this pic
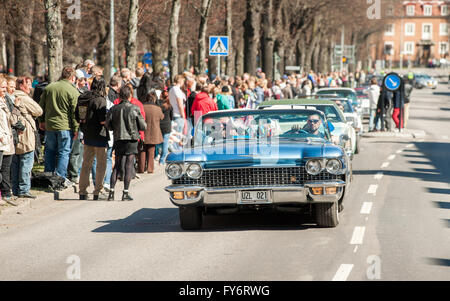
[168,0,181,82]
[14,0,35,76]
[150,34,164,75]
[44,0,64,83]
[244,0,262,75]
[275,41,285,78]
[0,33,6,71]
[126,0,139,71]
[96,16,111,81]
[312,39,321,72]
[235,35,244,76]
[225,0,235,77]
[284,45,296,70]
[262,0,274,80]
[196,0,213,75]
[298,36,306,73]
[6,34,14,75]
[32,39,46,77]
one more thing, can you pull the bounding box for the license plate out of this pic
[239,190,271,204]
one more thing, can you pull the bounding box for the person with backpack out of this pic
[76,78,109,201]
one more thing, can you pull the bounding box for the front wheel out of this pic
[179,206,203,230]
[315,202,339,228]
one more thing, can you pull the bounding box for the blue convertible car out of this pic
[165,109,352,230]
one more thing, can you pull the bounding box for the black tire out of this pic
[179,206,203,230]
[315,202,339,228]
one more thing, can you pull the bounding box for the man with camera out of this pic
[11,77,43,199]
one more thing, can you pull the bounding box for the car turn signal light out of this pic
[172,192,184,200]
[186,191,199,199]
[311,187,323,195]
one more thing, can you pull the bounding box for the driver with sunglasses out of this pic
[303,114,325,138]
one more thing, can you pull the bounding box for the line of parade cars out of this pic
[164,87,368,230]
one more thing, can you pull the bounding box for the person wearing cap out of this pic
[82,60,95,79]
[75,70,89,94]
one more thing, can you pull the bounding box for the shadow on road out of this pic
[433,202,450,209]
[425,258,450,267]
[92,208,318,233]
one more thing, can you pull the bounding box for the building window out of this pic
[404,42,414,55]
[442,5,448,16]
[440,23,449,36]
[422,24,433,39]
[423,5,432,16]
[439,42,449,55]
[406,5,415,16]
[385,24,395,36]
[384,42,394,55]
[405,23,415,36]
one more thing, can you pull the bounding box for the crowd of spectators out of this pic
[0,59,384,204]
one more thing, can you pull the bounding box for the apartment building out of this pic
[373,0,449,67]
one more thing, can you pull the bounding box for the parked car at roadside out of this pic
[165,109,352,230]
[414,74,438,89]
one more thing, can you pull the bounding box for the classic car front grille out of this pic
[173,167,344,188]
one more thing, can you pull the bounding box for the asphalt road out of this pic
[0,77,449,281]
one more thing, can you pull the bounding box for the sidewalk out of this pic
[0,164,166,216]
[362,128,426,139]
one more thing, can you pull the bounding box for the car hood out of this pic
[167,139,344,169]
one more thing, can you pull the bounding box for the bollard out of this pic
[54,190,60,201]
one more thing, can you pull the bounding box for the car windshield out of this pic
[330,100,353,113]
[194,110,331,146]
[317,90,357,105]
[303,104,346,123]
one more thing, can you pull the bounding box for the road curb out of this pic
[362,129,426,139]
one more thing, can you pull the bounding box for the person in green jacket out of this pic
[39,66,80,181]
[216,86,235,111]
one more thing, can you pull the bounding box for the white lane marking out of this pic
[443,135,449,140]
[374,172,384,180]
[353,246,359,253]
[367,185,378,195]
[381,162,390,169]
[350,226,366,245]
[396,149,403,154]
[361,202,373,214]
[332,264,354,281]
[406,144,414,148]
[388,155,396,161]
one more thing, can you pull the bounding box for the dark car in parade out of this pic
[164,109,352,230]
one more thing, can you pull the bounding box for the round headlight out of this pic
[186,163,203,179]
[166,163,183,179]
[326,159,342,174]
[306,160,322,175]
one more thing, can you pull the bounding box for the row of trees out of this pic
[0,0,386,82]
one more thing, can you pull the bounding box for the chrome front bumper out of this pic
[165,181,346,207]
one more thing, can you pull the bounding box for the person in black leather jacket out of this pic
[105,86,146,201]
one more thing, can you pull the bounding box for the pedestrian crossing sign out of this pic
[209,36,229,56]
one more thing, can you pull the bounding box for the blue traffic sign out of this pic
[209,36,229,56]
[383,73,402,92]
